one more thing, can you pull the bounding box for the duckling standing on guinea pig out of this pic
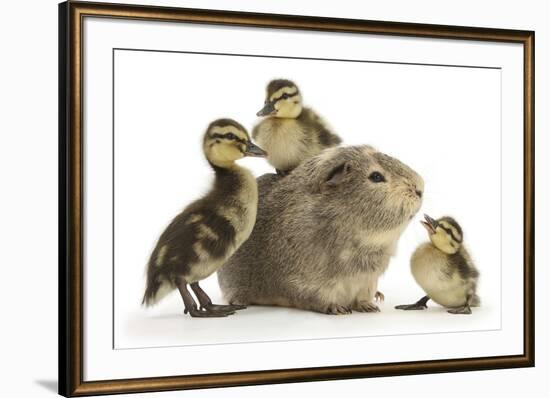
[395,214,480,315]
[142,119,267,317]
[253,79,341,175]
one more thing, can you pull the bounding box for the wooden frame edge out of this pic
[68,0,534,42]
[69,355,532,396]
[59,1,69,396]
[59,1,535,396]
[523,31,535,367]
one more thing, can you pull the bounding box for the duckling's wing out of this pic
[459,247,479,278]
[160,204,235,253]
[151,210,197,258]
[317,124,341,147]
[188,209,237,260]
[301,107,341,147]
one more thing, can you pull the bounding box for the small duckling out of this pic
[253,79,341,175]
[395,214,480,315]
[142,119,267,317]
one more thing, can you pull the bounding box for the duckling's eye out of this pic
[281,93,289,99]
[368,172,386,183]
[225,133,236,140]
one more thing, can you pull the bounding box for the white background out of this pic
[84,16,521,380]
[0,0,548,397]
[114,47,503,349]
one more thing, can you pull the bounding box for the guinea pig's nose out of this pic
[415,189,423,198]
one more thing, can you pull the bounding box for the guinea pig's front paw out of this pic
[374,291,385,302]
[325,304,352,315]
[353,301,381,313]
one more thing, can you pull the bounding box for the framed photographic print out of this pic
[59,1,534,396]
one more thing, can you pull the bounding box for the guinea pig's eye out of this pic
[368,171,386,183]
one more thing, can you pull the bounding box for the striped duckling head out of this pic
[203,119,267,168]
[256,79,303,119]
[421,214,464,254]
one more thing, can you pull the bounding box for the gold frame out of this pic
[59,1,535,396]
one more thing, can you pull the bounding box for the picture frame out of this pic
[59,1,535,396]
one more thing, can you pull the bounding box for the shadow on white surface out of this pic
[119,288,498,350]
[34,380,57,395]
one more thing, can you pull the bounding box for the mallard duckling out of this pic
[253,79,341,175]
[395,214,480,315]
[142,119,267,317]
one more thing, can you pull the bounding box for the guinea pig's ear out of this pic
[322,161,352,191]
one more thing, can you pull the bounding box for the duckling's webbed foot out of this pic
[178,280,232,317]
[186,305,232,318]
[190,282,243,315]
[207,303,247,311]
[395,295,430,311]
[447,305,472,315]
[448,293,474,314]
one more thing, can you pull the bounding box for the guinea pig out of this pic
[217,145,424,314]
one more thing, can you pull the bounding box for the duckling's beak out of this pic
[256,101,276,117]
[244,141,267,157]
[420,214,437,234]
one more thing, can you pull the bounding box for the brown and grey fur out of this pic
[218,145,424,314]
[253,79,341,173]
[142,119,264,316]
